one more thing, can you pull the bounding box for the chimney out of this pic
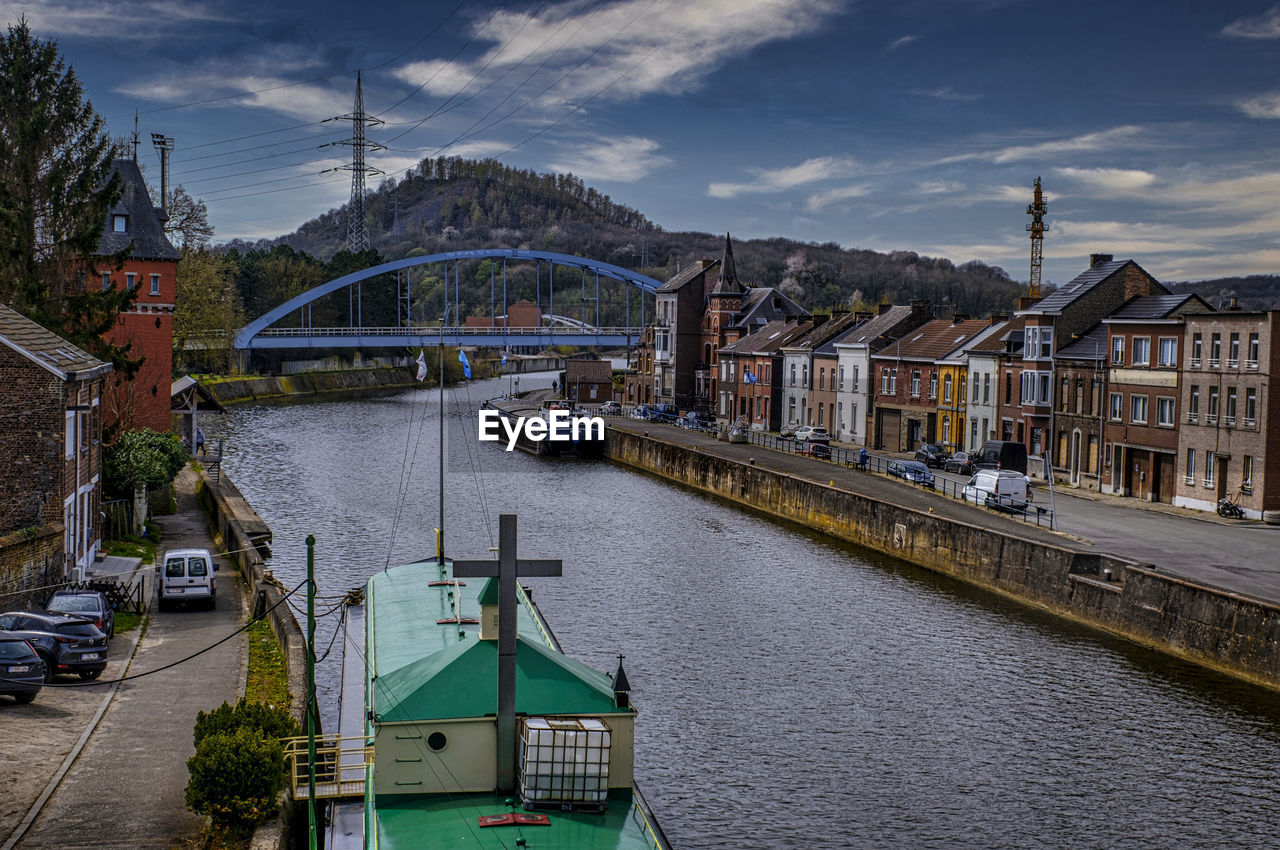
[989,313,1007,326]
[951,313,969,323]
[909,299,931,316]
[855,311,874,323]
[1226,296,1241,311]
[1017,296,1040,310]
[877,303,892,315]
[478,578,499,640]
[1090,253,1114,268]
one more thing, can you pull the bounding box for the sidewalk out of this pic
[6,467,246,849]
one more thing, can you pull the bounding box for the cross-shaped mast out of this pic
[453,514,562,792]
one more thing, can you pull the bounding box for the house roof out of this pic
[721,319,812,355]
[710,233,744,296]
[171,376,226,411]
[1020,259,1164,315]
[0,304,112,381]
[657,258,716,293]
[1054,322,1108,361]
[941,321,1007,361]
[96,158,181,262]
[833,305,915,349]
[783,311,865,354]
[564,359,613,383]
[731,287,810,330]
[877,318,990,362]
[1102,293,1212,322]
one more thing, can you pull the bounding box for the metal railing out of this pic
[255,325,643,338]
[283,734,372,800]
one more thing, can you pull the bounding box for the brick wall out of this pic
[0,348,67,532]
[102,257,177,434]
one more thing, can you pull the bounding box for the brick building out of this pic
[1049,322,1107,489]
[718,319,812,430]
[1175,308,1280,521]
[97,158,182,434]
[563,358,615,406]
[832,302,933,445]
[1100,294,1212,502]
[0,304,113,581]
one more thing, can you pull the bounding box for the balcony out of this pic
[1243,417,1256,428]
[1186,413,1198,424]
[1208,357,1220,367]
[1190,357,1201,367]
[1227,358,1239,369]
[1225,416,1236,428]
[1246,359,1259,370]
[1207,414,1218,425]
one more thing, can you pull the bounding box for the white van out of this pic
[157,548,219,610]
[963,469,1033,513]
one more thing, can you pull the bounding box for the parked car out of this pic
[914,442,951,468]
[157,548,219,611]
[944,451,975,476]
[0,637,44,703]
[780,421,801,438]
[598,400,622,416]
[651,403,679,423]
[972,440,1029,475]
[630,404,652,420]
[963,469,1033,512]
[682,411,713,430]
[794,426,830,442]
[45,590,114,639]
[0,611,108,681]
[887,460,935,487]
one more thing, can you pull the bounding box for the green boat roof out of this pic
[367,558,628,723]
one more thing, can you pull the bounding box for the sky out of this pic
[7,0,1280,286]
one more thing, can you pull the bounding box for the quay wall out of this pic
[204,368,424,406]
[605,428,1280,691]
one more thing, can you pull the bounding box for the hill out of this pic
[1168,275,1280,311]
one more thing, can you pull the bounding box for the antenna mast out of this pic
[1026,176,1048,299]
[328,71,385,253]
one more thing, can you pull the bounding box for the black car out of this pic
[944,451,975,475]
[914,442,951,468]
[0,637,43,703]
[0,611,108,681]
[45,590,114,639]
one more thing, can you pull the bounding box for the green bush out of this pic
[193,697,299,746]
[103,428,188,496]
[185,727,286,834]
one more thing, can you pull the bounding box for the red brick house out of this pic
[718,319,812,429]
[97,158,181,434]
[1101,294,1212,502]
[563,357,614,406]
[0,304,113,584]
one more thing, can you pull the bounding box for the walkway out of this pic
[7,467,245,849]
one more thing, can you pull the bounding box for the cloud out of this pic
[909,87,982,102]
[941,125,1146,165]
[805,184,870,211]
[1221,6,1280,39]
[1238,92,1280,119]
[916,180,965,194]
[5,0,233,40]
[1054,166,1157,194]
[548,136,670,182]
[708,155,858,198]
[390,0,842,112]
[886,34,918,51]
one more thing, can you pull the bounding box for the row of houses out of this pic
[625,245,1279,521]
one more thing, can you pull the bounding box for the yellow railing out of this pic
[282,734,372,800]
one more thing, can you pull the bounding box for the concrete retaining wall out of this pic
[605,428,1280,691]
[205,368,425,406]
[0,525,64,611]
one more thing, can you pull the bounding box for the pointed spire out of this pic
[712,232,743,295]
[613,654,631,708]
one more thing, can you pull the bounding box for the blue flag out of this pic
[415,349,427,382]
[458,349,472,379]
[501,351,508,367]
[744,368,758,384]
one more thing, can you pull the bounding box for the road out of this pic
[10,468,245,849]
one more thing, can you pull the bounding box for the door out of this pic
[1069,430,1081,486]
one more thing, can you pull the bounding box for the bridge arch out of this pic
[234,248,663,350]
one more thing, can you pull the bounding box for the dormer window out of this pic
[113,215,128,232]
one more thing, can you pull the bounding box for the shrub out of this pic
[185,727,286,834]
[103,428,188,496]
[193,697,299,746]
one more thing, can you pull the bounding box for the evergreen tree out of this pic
[0,19,135,366]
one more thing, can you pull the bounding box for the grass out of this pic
[244,618,291,710]
[115,611,143,634]
[105,536,157,565]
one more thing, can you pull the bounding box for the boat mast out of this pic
[438,341,445,564]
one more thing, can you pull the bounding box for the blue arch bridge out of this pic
[233,249,663,351]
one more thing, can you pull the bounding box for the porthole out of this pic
[427,732,447,751]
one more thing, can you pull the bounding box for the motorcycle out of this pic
[1217,494,1246,519]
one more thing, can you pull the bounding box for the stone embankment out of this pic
[604,426,1280,692]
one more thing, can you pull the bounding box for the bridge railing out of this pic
[252,325,644,338]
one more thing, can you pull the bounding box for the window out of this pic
[959,375,966,402]
[1040,329,1053,358]
[1156,397,1174,427]
[1158,338,1177,367]
[1074,379,1084,414]
[1185,448,1195,485]
[1004,372,1012,405]
[851,365,859,391]
[788,398,796,423]
[1109,392,1122,421]
[1225,387,1237,426]
[1191,333,1202,366]
[818,402,824,424]
[1088,435,1099,474]
[911,370,921,397]
[1059,377,1070,412]
[1091,380,1101,416]
[1038,373,1051,405]
[819,368,825,390]
[790,363,796,386]
[101,272,111,292]
[1208,387,1219,424]
[1243,455,1254,493]
[112,214,127,232]
[126,272,137,289]
[929,373,938,399]
[889,369,896,393]
[1188,385,1200,423]
[1247,333,1259,368]
[802,364,808,386]
[1132,337,1151,366]
[881,368,890,393]
[944,374,953,403]
[838,366,844,391]
[1111,336,1125,364]
[1205,451,1215,487]
[1130,395,1148,424]
[983,373,991,404]
[1228,333,1240,367]
[1209,333,1221,366]
[150,273,160,295]
[65,411,75,459]
[1245,388,1257,426]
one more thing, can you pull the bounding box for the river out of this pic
[211,374,1280,849]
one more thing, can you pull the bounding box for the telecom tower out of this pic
[1026,176,1048,299]
[330,71,385,253]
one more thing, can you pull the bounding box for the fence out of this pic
[102,499,133,540]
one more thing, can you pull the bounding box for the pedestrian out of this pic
[196,426,206,456]
[858,447,868,471]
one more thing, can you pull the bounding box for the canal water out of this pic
[213,375,1280,849]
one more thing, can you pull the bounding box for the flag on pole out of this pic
[415,349,428,381]
[458,349,472,379]
[744,368,758,384]
[501,351,508,367]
